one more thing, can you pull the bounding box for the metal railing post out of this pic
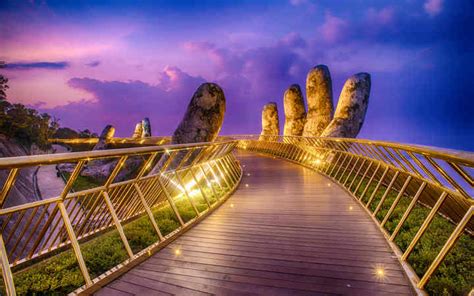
[0,235,16,296]
[373,171,400,216]
[102,191,134,258]
[417,206,473,288]
[381,176,412,227]
[390,182,427,241]
[401,191,448,260]
[157,177,185,226]
[134,183,164,241]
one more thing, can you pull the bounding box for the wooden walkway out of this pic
[96,152,414,296]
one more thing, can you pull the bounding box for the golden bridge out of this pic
[0,136,472,295]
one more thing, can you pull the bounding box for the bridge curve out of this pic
[97,152,414,295]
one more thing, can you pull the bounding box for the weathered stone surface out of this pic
[93,125,115,150]
[320,73,371,138]
[283,84,306,136]
[142,117,152,137]
[260,102,280,141]
[150,83,226,174]
[132,122,143,138]
[172,83,226,144]
[303,65,334,137]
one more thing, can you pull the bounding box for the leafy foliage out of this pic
[346,172,473,296]
[0,195,208,295]
[0,62,59,150]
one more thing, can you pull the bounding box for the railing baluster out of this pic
[348,159,366,189]
[353,162,373,194]
[134,183,164,240]
[381,176,412,227]
[425,156,470,199]
[0,168,19,208]
[174,171,200,216]
[189,168,211,208]
[390,182,427,241]
[417,206,473,288]
[366,166,389,207]
[102,191,134,258]
[344,157,360,186]
[373,171,400,216]
[0,234,16,296]
[401,191,448,261]
[57,201,92,285]
[359,163,380,199]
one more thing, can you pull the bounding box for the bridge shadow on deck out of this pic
[96,151,414,296]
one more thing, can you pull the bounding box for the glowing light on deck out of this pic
[174,248,181,256]
[349,206,353,211]
[245,184,249,187]
[373,264,387,281]
[230,203,234,208]
[327,183,331,187]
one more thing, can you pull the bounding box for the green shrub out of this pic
[1,199,208,295]
[341,171,473,295]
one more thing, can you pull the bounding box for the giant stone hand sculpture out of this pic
[93,125,115,150]
[132,122,143,138]
[302,65,333,137]
[259,102,280,141]
[151,82,226,173]
[172,83,226,144]
[283,84,306,136]
[320,73,371,138]
[142,117,152,137]
[262,65,371,140]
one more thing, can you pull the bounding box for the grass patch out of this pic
[63,172,102,192]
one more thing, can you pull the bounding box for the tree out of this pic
[0,61,58,150]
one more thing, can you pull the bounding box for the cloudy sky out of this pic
[1,0,473,150]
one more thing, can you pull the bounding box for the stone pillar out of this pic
[303,65,334,137]
[93,125,115,150]
[151,83,226,174]
[171,83,226,144]
[283,84,306,136]
[132,122,143,138]
[142,117,152,137]
[259,102,279,141]
[320,73,371,138]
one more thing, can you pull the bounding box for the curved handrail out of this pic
[0,140,242,295]
[234,134,473,294]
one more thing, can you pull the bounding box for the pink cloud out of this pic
[424,0,443,17]
[42,66,206,136]
[318,13,348,44]
[366,7,395,25]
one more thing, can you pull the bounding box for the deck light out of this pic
[175,248,181,256]
[327,183,331,187]
[245,184,249,187]
[230,203,234,208]
[247,173,251,176]
[373,265,386,281]
[349,206,353,211]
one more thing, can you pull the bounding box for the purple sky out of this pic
[1,0,473,151]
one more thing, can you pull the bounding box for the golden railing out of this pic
[234,135,473,294]
[48,136,171,150]
[0,140,242,295]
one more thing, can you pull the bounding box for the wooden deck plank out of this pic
[97,151,414,295]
